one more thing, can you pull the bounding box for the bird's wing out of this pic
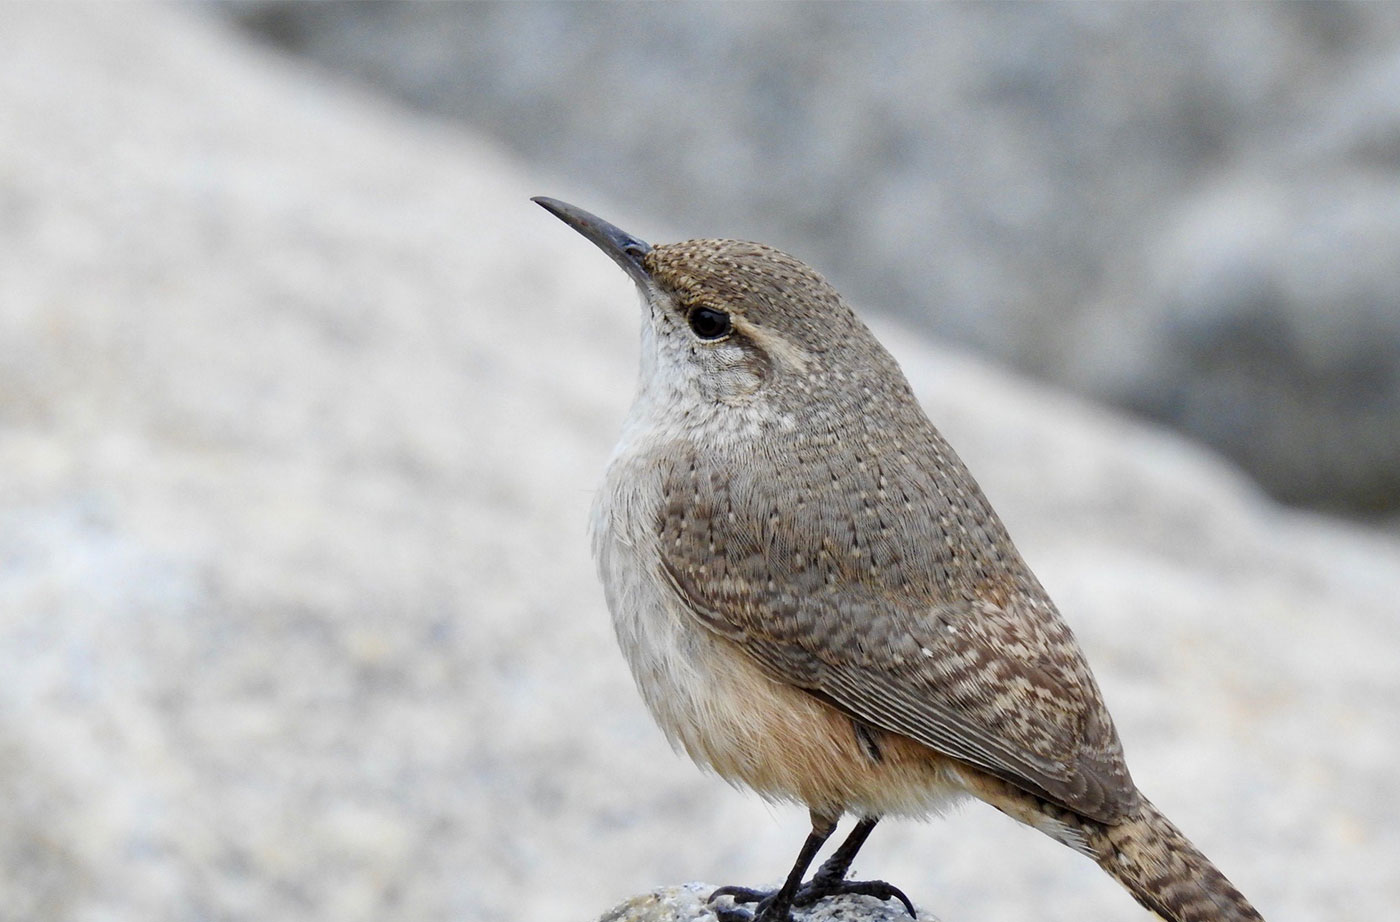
[654,443,1138,823]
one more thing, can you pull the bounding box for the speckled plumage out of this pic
[536,197,1264,922]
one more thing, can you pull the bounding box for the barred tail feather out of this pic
[1079,798,1263,922]
[961,771,1265,922]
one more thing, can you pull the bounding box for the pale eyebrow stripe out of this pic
[732,315,812,374]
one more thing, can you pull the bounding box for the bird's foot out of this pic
[708,877,916,922]
[708,885,784,922]
[792,876,916,917]
[705,889,795,922]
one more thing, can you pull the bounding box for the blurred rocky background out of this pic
[229,1,1400,517]
[2,6,1399,922]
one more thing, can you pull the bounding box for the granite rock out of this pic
[600,883,936,922]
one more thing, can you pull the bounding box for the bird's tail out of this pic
[964,771,1264,922]
[1073,797,1264,922]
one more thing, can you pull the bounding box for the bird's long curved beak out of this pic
[532,196,652,287]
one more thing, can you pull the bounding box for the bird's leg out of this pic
[709,813,836,922]
[790,817,916,917]
[803,815,879,888]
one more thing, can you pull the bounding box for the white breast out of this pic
[590,438,712,754]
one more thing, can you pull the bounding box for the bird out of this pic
[532,195,1265,922]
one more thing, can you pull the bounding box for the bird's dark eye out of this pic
[687,306,732,340]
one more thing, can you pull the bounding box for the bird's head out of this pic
[534,197,895,417]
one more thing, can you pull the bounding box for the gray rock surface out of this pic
[1,7,1399,922]
[600,883,936,922]
[1072,76,1400,512]
[227,3,1400,513]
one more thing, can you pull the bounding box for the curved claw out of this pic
[708,885,770,906]
[789,878,917,918]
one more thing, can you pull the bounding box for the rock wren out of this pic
[534,196,1265,922]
